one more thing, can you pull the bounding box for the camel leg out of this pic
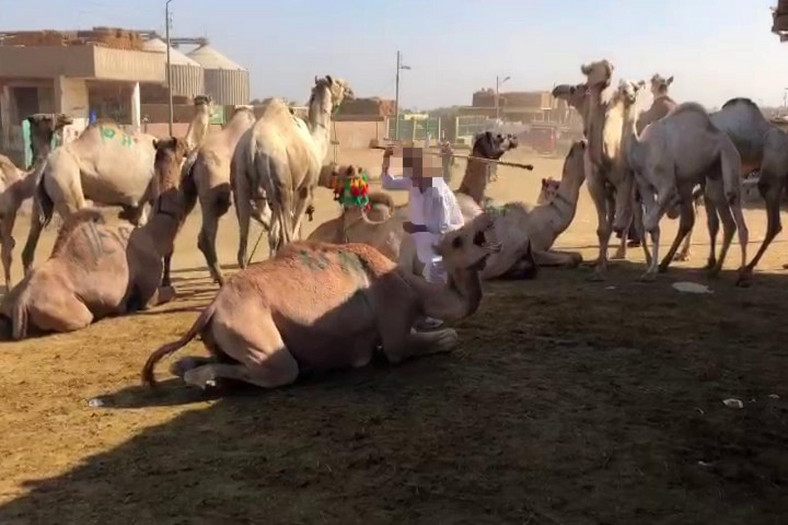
[21,198,45,275]
[703,191,719,270]
[1,205,19,291]
[29,293,94,334]
[587,176,612,280]
[705,180,736,277]
[675,226,692,262]
[479,240,531,280]
[235,195,253,270]
[632,196,652,265]
[170,356,217,379]
[534,250,583,267]
[290,187,312,243]
[658,187,695,273]
[636,180,674,281]
[162,252,173,288]
[381,328,459,365]
[197,209,224,286]
[738,175,782,285]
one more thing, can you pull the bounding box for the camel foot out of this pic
[587,271,607,282]
[637,272,656,283]
[704,258,716,271]
[610,249,626,261]
[183,366,218,389]
[170,356,215,379]
[567,254,583,268]
[158,285,176,304]
[706,266,722,279]
[783,263,788,270]
[673,251,690,262]
[735,268,753,288]
[657,263,669,274]
[418,328,459,354]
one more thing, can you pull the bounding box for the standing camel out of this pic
[626,99,748,281]
[0,138,189,340]
[578,60,640,279]
[0,114,72,290]
[177,107,257,285]
[233,75,353,264]
[141,212,503,391]
[21,120,160,274]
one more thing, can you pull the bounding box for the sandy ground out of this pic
[0,148,786,524]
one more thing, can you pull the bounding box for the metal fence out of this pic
[387,116,441,141]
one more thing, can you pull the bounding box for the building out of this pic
[186,44,249,106]
[773,0,788,40]
[466,88,559,123]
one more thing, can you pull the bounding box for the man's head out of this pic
[401,147,442,192]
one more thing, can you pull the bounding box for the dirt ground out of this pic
[0,148,786,524]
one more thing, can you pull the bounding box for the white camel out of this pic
[625,88,748,281]
[233,75,353,264]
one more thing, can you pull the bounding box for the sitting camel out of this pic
[625,95,748,281]
[0,138,189,340]
[22,120,161,275]
[402,140,588,280]
[305,132,518,263]
[233,75,354,263]
[179,106,257,285]
[537,178,561,205]
[140,212,504,390]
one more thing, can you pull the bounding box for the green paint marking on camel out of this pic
[99,125,133,147]
[299,250,329,270]
[338,250,364,276]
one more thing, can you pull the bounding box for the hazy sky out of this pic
[1,0,786,110]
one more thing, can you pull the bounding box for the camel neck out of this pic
[457,158,489,205]
[308,87,333,161]
[144,210,182,258]
[400,266,483,321]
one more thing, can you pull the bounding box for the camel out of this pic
[0,154,49,291]
[178,106,257,285]
[636,74,676,135]
[305,132,518,265]
[0,138,189,340]
[705,98,788,285]
[140,212,504,390]
[233,75,354,265]
[578,60,642,279]
[625,95,748,281]
[184,95,212,152]
[307,164,406,259]
[21,120,162,275]
[0,114,72,290]
[401,140,588,280]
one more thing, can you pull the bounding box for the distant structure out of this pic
[773,0,788,40]
[141,37,204,103]
[186,44,249,106]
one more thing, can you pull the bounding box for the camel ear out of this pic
[637,80,646,89]
[152,139,160,150]
[580,64,591,75]
[542,178,547,186]
[667,76,674,86]
[314,76,319,85]
[326,75,333,85]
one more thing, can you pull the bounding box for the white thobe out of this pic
[381,168,464,283]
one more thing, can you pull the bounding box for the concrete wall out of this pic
[93,47,164,82]
[333,120,386,149]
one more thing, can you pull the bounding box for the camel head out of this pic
[537,177,561,205]
[580,60,614,87]
[616,79,646,108]
[26,113,73,160]
[552,83,588,112]
[193,94,213,107]
[435,212,502,272]
[317,161,347,189]
[472,131,518,160]
[650,74,674,98]
[153,137,189,194]
[312,75,354,112]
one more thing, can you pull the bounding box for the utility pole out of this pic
[394,51,411,140]
[165,0,175,136]
[495,74,510,122]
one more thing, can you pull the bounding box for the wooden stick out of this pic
[370,145,534,171]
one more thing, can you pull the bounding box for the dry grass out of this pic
[0,149,786,524]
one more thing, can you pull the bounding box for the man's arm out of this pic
[380,147,410,191]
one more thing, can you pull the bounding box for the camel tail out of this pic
[141,302,217,387]
[720,138,742,206]
[255,152,291,245]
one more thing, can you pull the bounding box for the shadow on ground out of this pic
[1,261,787,524]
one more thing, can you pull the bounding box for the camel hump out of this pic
[51,208,106,256]
[670,102,710,119]
[367,191,395,210]
[722,97,757,110]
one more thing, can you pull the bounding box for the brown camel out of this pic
[140,212,502,390]
[537,177,561,205]
[305,132,517,265]
[233,75,354,264]
[179,106,257,285]
[26,113,74,162]
[22,120,161,275]
[0,138,189,340]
